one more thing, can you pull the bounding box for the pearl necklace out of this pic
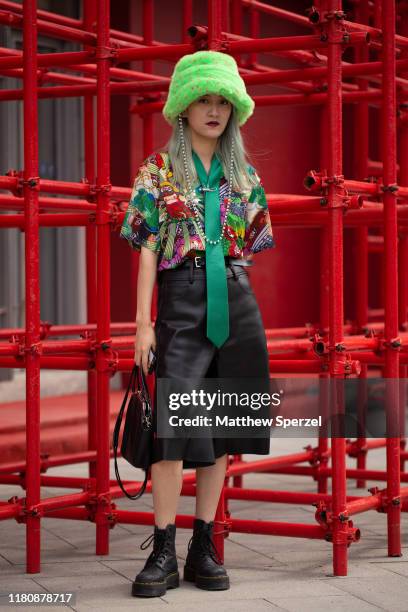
[178,114,235,247]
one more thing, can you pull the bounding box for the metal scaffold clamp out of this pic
[14,498,44,523]
[368,487,401,514]
[380,183,399,193]
[347,440,368,458]
[328,352,361,377]
[89,209,114,226]
[85,494,117,528]
[90,338,119,375]
[20,341,43,357]
[379,337,402,351]
[92,44,119,64]
[323,10,347,22]
[20,176,40,190]
[310,7,350,45]
[314,501,360,546]
[303,444,322,468]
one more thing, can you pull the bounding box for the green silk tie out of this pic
[192,150,229,348]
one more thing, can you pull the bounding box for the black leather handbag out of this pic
[113,364,154,500]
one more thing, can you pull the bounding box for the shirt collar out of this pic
[192,149,223,188]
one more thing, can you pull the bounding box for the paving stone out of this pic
[226,531,329,554]
[160,569,346,603]
[75,603,173,612]
[369,561,408,578]
[265,594,383,611]
[0,576,48,592]
[324,573,408,611]
[32,573,133,609]
[144,599,283,612]
[18,561,114,579]
[271,551,399,579]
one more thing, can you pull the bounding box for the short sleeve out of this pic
[120,157,161,254]
[243,167,276,256]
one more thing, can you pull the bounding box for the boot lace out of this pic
[188,529,227,565]
[140,531,171,566]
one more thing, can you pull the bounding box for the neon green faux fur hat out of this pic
[162,50,255,127]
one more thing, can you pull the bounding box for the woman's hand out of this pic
[134,321,156,377]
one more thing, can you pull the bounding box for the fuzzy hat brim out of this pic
[162,50,255,127]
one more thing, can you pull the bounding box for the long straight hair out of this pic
[161,106,258,196]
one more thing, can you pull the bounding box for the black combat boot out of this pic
[132,523,179,597]
[183,518,230,590]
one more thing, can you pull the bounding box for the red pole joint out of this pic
[187,25,210,50]
[320,29,351,45]
[323,10,348,22]
[313,334,329,356]
[92,45,119,63]
[380,183,399,193]
[92,339,112,350]
[329,353,361,376]
[91,339,118,376]
[36,66,48,85]
[303,169,324,191]
[20,176,40,190]
[303,444,330,482]
[379,337,402,350]
[324,174,344,186]
[318,10,351,46]
[328,521,360,546]
[348,194,365,209]
[10,497,28,524]
[110,205,126,231]
[314,501,360,545]
[16,498,44,521]
[305,6,320,24]
[21,341,42,356]
[347,440,368,458]
[368,486,401,513]
[86,494,116,529]
[187,24,231,52]
[39,453,50,473]
[39,321,52,339]
[90,182,112,195]
[386,496,401,507]
[303,444,324,467]
[89,209,114,225]
[5,169,22,197]
[304,170,347,203]
[132,93,163,117]
[105,505,118,529]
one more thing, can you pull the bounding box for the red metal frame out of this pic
[0,0,407,577]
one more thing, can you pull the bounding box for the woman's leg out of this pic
[151,460,183,528]
[195,453,228,522]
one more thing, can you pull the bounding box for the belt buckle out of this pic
[194,255,204,268]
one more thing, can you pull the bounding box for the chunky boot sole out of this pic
[184,565,230,590]
[132,570,180,597]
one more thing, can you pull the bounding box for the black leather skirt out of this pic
[151,260,271,469]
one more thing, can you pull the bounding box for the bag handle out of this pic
[135,361,150,401]
[113,364,149,500]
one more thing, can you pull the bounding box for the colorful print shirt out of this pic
[119,151,276,271]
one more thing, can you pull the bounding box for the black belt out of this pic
[180,255,253,269]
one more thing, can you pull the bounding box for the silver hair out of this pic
[161,105,258,195]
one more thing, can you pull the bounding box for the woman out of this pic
[120,50,276,598]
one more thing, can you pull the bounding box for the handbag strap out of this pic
[137,362,150,401]
[113,364,149,500]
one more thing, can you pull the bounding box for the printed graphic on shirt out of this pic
[120,151,276,271]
